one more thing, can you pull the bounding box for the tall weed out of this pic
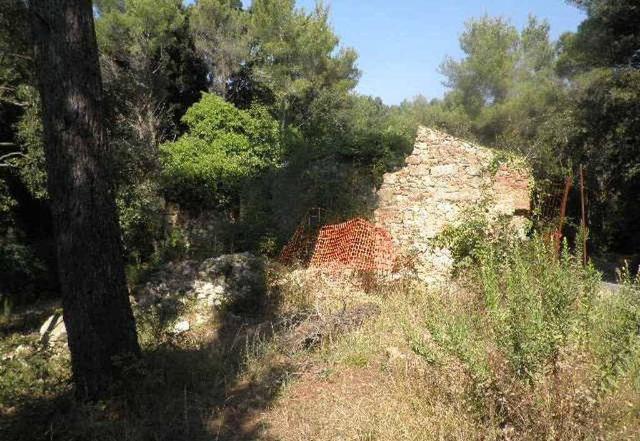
[589,265,640,391]
[477,237,600,379]
[420,219,640,437]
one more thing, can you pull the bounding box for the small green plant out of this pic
[433,202,516,274]
[0,334,71,410]
[257,233,280,257]
[424,305,492,382]
[157,227,189,263]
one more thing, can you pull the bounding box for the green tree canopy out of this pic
[437,15,564,156]
[189,0,249,96]
[247,0,359,129]
[558,0,640,75]
[440,16,519,116]
[96,0,208,139]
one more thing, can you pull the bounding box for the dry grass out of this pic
[263,278,486,440]
[1,261,639,440]
[266,364,479,441]
[260,265,640,441]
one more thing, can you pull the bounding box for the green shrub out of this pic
[117,179,166,264]
[13,85,47,200]
[426,216,601,380]
[0,333,71,409]
[433,202,519,274]
[422,299,492,383]
[160,94,282,208]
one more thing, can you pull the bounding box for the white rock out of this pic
[430,164,458,177]
[39,313,67,345]
[172,320,190,334]
[386,346,407,361]
[135,252,264,320]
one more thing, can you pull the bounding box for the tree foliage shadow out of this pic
[2,263,293,441]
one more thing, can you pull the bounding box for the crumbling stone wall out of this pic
[374,126,531,282]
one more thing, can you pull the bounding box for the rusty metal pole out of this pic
[556,176,573,257]
[580,165,588,265]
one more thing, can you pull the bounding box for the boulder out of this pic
[172,319,190,334]
[136,252,266,314]
[39,313,67,346]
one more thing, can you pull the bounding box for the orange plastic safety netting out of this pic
[308,218,394,273]
[279,208,327,265]
[279,223,316,265]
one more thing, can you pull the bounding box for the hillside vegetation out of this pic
[1,0,639,439]
[2,231,639,440]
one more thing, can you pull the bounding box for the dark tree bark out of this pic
[29,0,140,400]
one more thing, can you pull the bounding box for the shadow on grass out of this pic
[2,267,294,441]
[0,299,60,337]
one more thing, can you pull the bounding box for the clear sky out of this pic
[243,0,585,105]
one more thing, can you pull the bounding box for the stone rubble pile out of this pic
[136,252,265,312]
[36,253,266,345]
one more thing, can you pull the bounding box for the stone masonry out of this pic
[374,126,531,282]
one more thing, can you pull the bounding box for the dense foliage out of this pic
[411,227,640,439]
[0,0,638,307]
[1,1,639,437]
[161,94,281,207]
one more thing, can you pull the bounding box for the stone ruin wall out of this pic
[374,126,531,282]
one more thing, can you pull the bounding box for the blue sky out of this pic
[243,0,586,105]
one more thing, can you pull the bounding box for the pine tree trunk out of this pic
[29,0,140,400]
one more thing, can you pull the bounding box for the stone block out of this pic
[405,155,422,165]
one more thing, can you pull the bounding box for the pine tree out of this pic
[29,0,140,400]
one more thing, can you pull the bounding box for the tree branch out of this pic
[0,151,26,168]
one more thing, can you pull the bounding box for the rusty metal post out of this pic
[556,176,573,256]
[580,165,588,265]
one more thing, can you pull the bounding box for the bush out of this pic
[410,232,640,437]
[433,202,521,275]
[434,214,600,379]
[477,237,600,379]
[117,179,167,264]
[160,93,282,208]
